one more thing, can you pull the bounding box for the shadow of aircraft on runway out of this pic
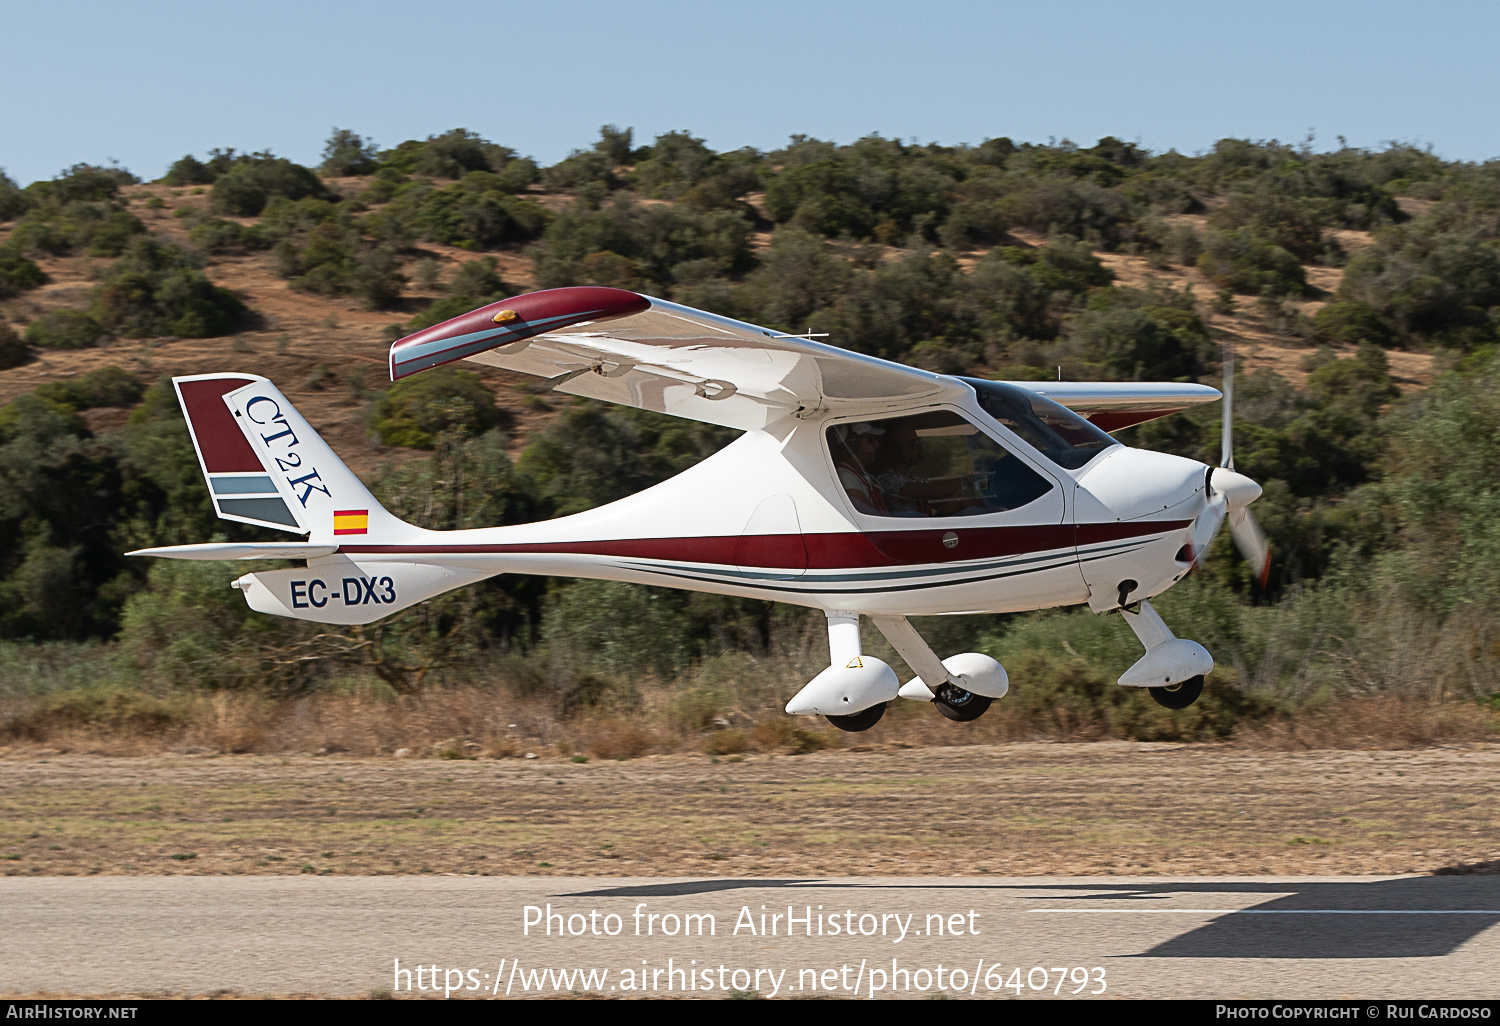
[558,877,1500,959]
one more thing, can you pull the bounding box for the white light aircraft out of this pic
[130,286,1269,731]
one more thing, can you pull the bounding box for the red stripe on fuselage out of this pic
[338,521,1190,569]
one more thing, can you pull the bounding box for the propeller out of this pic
[1187,339,1272,588]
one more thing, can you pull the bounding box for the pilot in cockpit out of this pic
[875,422,970,516]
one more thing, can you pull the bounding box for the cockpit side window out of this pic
[826,410,1054,518]
[962,378,1119,470]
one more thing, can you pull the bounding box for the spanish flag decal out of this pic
[333,509,369,536]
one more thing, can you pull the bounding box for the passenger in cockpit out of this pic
[832,422,888,514]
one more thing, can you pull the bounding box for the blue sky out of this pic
[4,0,1497,185]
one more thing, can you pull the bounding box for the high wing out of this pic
[387,286,1219,431]
[389,287,965,430]
[1023,381,1222,432]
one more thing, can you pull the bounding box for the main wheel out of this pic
[1149,674,1204,709]
[933,684,993,722]
[825,702,888,732]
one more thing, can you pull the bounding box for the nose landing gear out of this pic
[1118,600,1213,709]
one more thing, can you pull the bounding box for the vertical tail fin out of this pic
[175,373,410,543]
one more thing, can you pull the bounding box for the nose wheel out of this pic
[1148,675,1204,709]
[825,702,888,732]
[933,683,993,722]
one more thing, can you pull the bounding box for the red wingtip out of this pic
[388,286,650,380]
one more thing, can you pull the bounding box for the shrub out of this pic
[279,222,405,310]
[285,222,356,293]
[259,195,339,240]
[1067,302,1214,380]
[209,153,329,216]
[631,130,719,198]
[0,248,45,296]
[1313,301,1394,347]
[349,246,406,310]
[33,366,142,412]
[24,309,103,349]
[380,128,517,179]
[359,167,408,205]
[448,255,507,299]
[320,128,380,176]
[585,719,656,759]
[91,237,245,338]
[7,199,145,258]
[404,257,509,331]
[543,149,617,191]
[8,688,192,738]
[35,163,137,204]
[162,149,239,186]
[163,155,211,186]
[0,321,28,369]
[596,124,634,165]
[702,728,747,755]
[72,207,146,257]
[188,217,268,253]
[1337,229,1500,348]
[368,367,503,448]
[6,219,66,257]
[405,295,477,332]
[532,194,751,291]
[1197,229,1306,295]
[395,173,550,249]
[0,169,29,221]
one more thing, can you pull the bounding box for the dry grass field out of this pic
[2,741,1496,880]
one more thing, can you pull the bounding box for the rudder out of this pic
[175,373,410,543]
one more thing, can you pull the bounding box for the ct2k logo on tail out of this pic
[243,395,331,506]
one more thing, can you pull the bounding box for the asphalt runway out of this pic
[3,876,1497,999]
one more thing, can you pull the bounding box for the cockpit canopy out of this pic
[827,409,1055,518]
[961,378,1119,470]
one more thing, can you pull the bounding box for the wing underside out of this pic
[387,286,1219,431]
[1021,381,1222,431]
[389,287,962,429]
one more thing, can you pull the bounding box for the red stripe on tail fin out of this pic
[176,376,262,473]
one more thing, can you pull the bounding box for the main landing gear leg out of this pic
[821,610,889,733]
[871,615,999,722]
[1118,600,1212,709]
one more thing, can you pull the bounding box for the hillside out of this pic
[0,133,1451,483]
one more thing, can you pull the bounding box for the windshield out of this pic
[962,378,1119,470]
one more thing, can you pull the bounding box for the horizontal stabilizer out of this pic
[127,542,339,561]
[232,558,491,625]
